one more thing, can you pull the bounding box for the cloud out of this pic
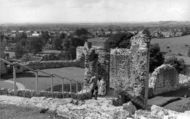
[0,0,189,23]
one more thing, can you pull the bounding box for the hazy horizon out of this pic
[0,0,189,24]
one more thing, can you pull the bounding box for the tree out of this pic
[28,37,44,54]
[62,38,71,51]
[15,32,27,42]
[149,43,165,73]
[41,31,50,44]
[52,33,66,50]
[53,38,63,50]
[70,37,85,47]
[74,28,89,37]
[15,43,27,58]
[15,39,29,58]
[104,32,134,49]
[164,56,185,73]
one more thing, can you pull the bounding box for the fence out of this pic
[0,58,83,97]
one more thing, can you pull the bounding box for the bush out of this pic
[104,32,133,49]
[149,43,164,73]
[164,56,185,73]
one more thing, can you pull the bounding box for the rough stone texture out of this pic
[83,42,99,83]
[0,95,190,119]
[179,74,190,87]
[97,47,110,93]
[110,48,131,90]
[149,64,179,95]
[109,31,150,108]
[123,101,137,116]
[0,95,130,119]
[79,42,109,95]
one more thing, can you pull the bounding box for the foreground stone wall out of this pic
[149,64,179,95]
[109,31,150,108]
[0,95,190,119]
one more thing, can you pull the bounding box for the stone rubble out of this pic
[0,95,190,119]
[123,101,137,116]
[179,74,190,87]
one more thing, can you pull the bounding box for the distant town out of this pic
[1,22,190,62]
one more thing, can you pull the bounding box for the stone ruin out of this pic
[77,30,183,108]
[77,30,150,108]
[149,64,179,95]
[109,31,150,108]
[81,42,110,96]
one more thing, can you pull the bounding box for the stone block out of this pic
[109,31,150,108]
[123,101,137,116]
[149,64,179,95]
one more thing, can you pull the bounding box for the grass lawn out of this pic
[151,35,190,56]
[148,87,190,112]
[0,104,66,119]
[1,67,84,91]
[0,81,14,89]
[164,98,190,112]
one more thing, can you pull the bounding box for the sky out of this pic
[0,0,189,23]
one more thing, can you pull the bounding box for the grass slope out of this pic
[1,67,84,91]
[151,35,190,56]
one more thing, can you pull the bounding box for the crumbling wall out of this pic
[110,48,131,90]
[149,64,179,95]
[109,31,150,108]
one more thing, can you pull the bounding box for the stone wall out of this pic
[149,64,179,95]
[79,43,110,94]
[109,31,150,108]
[76,46,84,60]
[110,48,131,89]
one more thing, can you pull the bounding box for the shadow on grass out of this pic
[156,87,190,98]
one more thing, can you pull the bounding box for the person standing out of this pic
[98,78,106,96]
[89,76,98,100]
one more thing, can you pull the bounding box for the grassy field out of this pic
[148,87,190,112]
[0,104,66,119]
[1,67,84,91]
[151,35,190,56]
[0,81,14,89]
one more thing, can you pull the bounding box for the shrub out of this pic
[149,43,164,73]
[164,56,185,73]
